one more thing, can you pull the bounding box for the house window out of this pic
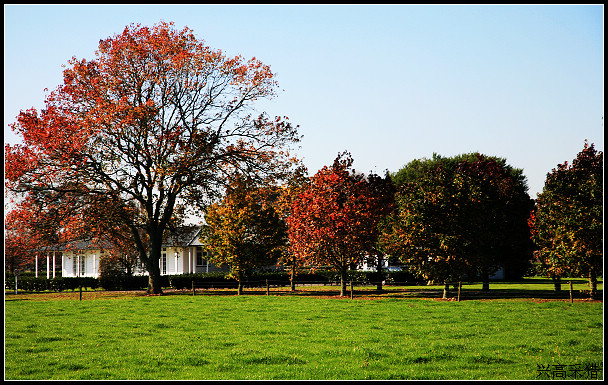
[196,247,204,266]
[80,256,86,276]
[135,258,144,273]
[161,252,167,275]
[73,256,86,276]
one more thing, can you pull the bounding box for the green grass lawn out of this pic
[4,286,603,380]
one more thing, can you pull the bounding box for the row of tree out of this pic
[201,142,602,299]
[4,22,602,298]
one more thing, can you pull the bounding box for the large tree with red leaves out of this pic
[5,22,300,294]
[286,152,394,296]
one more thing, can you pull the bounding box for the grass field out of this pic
[4,279,604,380]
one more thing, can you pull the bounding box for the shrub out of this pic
[385,269,425,285]
[8,276,98,292]
[292,270,332,284]
[49,277,85,291]
[99,270,151,291]
[247,271,290,287]
[98,270,126,291]
[124,275,152,290]
[170,272,238,290]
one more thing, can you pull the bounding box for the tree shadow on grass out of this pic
[166,286,603,302]
[104,279,604,302]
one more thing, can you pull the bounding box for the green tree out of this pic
[381,153,533,297]
[381,157,468,297]
[453,154,534,289]
[530,141,603,298]
[202,177,288,295]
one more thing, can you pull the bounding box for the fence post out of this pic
[350,280,354,299]
[192,280,195,296]
[569,281,573,303]
[457,281,462,302]
[266,279,270,296]
[79,284,82,301]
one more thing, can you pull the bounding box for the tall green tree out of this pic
[381,156,468,297]
[5,22,300,294]
[530,141,603,298]
[202,177,288,295]
[381,153,533,297]
[453,154,534,289]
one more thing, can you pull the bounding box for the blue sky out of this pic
[4,4,604,199]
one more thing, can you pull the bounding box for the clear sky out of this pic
[4,4,604,199]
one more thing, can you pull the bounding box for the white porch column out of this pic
[52,251,56,278]
[47,253,50,279]
[35,255,38,278]
[188,247,192,274]
[93,254,96,277]
[175,252,179,274]
[61,253,65,277]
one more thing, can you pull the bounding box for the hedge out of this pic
[5,268,426,293]
[169,272,238,290]
[8,276,98,292]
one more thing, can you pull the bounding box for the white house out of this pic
[34,226,228,278]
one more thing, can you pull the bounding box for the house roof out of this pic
[162,225,202,247]
[38,238,113,252]
[38,226,203,252]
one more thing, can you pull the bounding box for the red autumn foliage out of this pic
[286,152,394,296]
[5,22,300,293]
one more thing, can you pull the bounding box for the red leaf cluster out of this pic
[286,152,394,293]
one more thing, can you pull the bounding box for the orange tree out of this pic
[202,176,288,295]
[530,141,603,297]
[286,152,394,296]
[5,22,300,294]
[381,153,533,296]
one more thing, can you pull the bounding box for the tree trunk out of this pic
[139,225,165,295]
[481,269,490,291]
[443,281,450,299]
[376,254,383,292]
[589,268,597,299]
[340,269,347,297]
[290,265,296,292]
[237,270,243,295]
[552,275,562,292]
[147,262,163,295]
